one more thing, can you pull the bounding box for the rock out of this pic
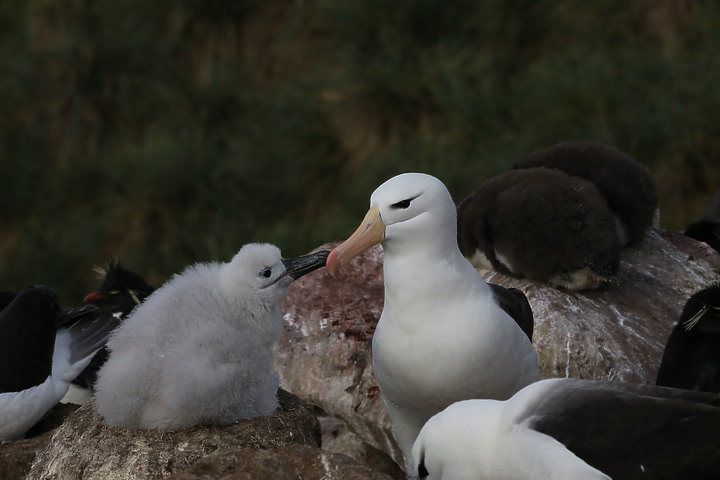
[317,410,405,480]
[503,229,720,382]
[276,243,402,463]
[276,231,720,467]
[0,402,79,479]
[28,389,321,480]
[165,444,397,480]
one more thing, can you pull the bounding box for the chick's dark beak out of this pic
[281,250,330,281]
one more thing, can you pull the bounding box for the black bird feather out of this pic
[74,261,156,391]
[513,141,658,246]
[656,283,720,393]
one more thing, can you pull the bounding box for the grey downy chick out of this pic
[94,244,328,430]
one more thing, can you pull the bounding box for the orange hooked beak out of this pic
[326,205,385,276]
[83,291,106,304]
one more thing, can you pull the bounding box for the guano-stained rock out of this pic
[28,389,321,480]
[276,243,402,464]
[0,403,79,479]
[276,231,720,468]
[165,444,397,480]
[486,230,720,382]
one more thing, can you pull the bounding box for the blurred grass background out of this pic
[1,0,719,303]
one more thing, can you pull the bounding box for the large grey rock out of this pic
[276,243,401,463]
[505,229,720,382]
[165,444,396,480]
[28,389,321,480]
[276,231,720,467]
[316,411,405,480]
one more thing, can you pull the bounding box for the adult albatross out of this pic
[0,285,119,442]
[410,377,720,479]
[326,172,539,469]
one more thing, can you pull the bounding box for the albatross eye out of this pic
[391,198,412,209]
[261,268,272,278]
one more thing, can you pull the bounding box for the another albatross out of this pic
[94,244,328,430]
[326,172,539,469]
[410,377,720,480]
[0,285,119,442]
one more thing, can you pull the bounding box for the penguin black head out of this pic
[84,261,155,317]
[680,283,720,330]
[656,283,720,393]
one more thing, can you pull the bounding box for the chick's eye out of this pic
[261,268,272,278]
[391,198,412,209]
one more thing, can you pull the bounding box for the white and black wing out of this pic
[524,379,720,479]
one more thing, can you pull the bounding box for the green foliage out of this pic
[1,0,719,302]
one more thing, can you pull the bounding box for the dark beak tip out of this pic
[316,249,331,263]
[282,250,331,281]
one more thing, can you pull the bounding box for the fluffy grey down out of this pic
[95,243,293,430]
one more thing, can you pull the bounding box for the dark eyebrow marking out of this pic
[390,194,420,210]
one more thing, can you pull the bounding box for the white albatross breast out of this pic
[326,172,539,470]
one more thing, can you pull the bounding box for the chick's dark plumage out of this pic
[513,141,658,245]
[458,167,621,291]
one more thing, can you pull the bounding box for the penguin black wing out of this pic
[60,306,119,366]
[76,262,155,391]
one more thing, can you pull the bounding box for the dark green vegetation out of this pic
[1,0,719,302]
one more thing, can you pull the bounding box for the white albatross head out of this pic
[220,243,329,309]
[409,382,613,480]
[410,399,504,480]
[327,173,458,274]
